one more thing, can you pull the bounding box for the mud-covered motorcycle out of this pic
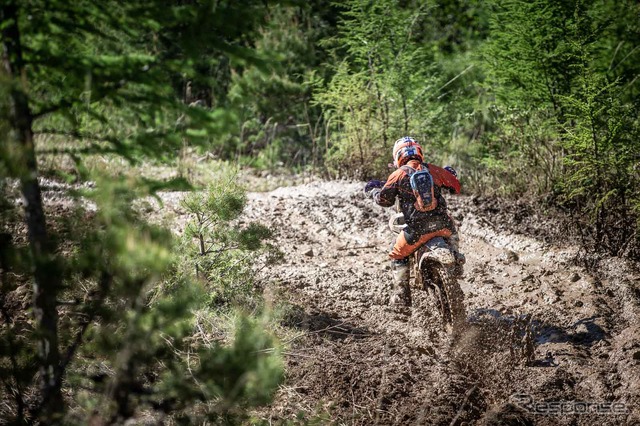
[387,208,466,330]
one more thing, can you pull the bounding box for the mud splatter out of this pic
[242,181,640,425]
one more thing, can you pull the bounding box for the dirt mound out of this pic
[243,180,640,424]
[469,195,640,262]
[466,195,573,246]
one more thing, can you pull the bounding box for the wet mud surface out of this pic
[24,178,640,424]
[241,181,640,425]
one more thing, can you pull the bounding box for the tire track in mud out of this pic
[241,181,640,425]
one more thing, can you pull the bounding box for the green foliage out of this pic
[478,0,640,253]
[0,169,284,423]
[558,68,640,252]
[221,3,339,171]
[1,0,285,424]
[66,272,283,424]
[195,315,284,407]
[483,0,581,111]
[471,0,586,195]
[312,0,495,179]
[309,0,639,254]
[315,0,442,178]
[179,176,282,307]
[12,0,273,177]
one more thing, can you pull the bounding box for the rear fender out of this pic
[418,236,455,269]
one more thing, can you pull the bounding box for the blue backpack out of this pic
[400,164,438,212]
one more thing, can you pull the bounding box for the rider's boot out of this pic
[449,232,466,267]
[390,259,411,311]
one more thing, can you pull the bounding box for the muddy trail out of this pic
[239,181,640,425]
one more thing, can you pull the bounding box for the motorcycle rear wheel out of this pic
[423,263,466,331]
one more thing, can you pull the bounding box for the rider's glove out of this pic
[444,166,457,178]
[364,180,384,195]
[370,188,381,200]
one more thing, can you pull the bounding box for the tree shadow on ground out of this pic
[465,308,607,368]
[468,308,606,347]
[535,316,607,347]
[281,304,372,341]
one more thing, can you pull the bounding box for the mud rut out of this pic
[238,181,640,425]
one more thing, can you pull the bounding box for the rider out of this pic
[365,136,463,308]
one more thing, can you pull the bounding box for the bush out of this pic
[178,176,283,308]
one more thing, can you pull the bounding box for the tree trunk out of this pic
[1,2,64,422]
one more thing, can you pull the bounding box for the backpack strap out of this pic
[401,163,427,176]
[400,165,416,176]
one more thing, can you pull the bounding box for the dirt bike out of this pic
[388,208,466,331]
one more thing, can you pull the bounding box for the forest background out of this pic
[1,0,639,424]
